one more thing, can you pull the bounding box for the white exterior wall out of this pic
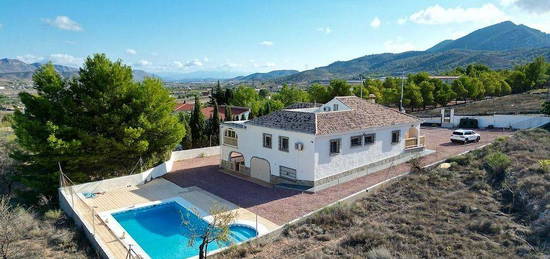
[316,99,351,112]
[220,124,317,181]
[422,114,550,129]
[313,123,416,180]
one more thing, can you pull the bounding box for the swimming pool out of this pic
[107,199,258,259]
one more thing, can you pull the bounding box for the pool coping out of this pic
[97,196,267,259]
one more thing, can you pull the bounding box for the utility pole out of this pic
[400,71,405,113]
[359,75,364,98]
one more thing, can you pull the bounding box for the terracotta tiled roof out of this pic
[246,110,316,134]
[174,103,249,120]
[246,96,420,135]
[284,102,322,109]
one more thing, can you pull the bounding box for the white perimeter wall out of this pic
[69,146,220,194]
[314,124,417,180]
[220,124,317,181]
[422,114,550,129]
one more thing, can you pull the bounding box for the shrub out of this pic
[44,209,63,221]
[308,204,355,228]
[538,160,550,173]
[366,246,392,259]
[468,219,503,235]
[342,228,385,248]
[485,152,511,184]
[446,154,472,166]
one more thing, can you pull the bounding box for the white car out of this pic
[450,129,480,144]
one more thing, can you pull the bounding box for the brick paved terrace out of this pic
[164,127,512,225]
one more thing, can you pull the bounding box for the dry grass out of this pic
[217,127,550,258]
[0,196,96,259]
[412,91,547,117]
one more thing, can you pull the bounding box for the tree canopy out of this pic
[11,54,184,199]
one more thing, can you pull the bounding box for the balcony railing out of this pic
[223,136,238,147]
[405,136,425,149]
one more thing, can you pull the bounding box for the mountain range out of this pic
[0,58,154,81]
[231,70,299,81]
[3,21,550,84]
[271,21,550,83]
[270,21,550,83]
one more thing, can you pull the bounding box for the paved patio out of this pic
[65,178,278,259]
[164,127,513,225]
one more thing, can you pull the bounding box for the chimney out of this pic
[368,94,376,104]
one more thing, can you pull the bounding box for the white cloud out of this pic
[500,0,517,7]
[16,54,44,64]
[173,61,184,68]
[259,41,274,46]
[185,59,203,67]
[173,59,203,69]
[370,17,381,28]
[125,49,137,55]
[397,18,407,25]
[219,62,242,70]
[49,53,83,67]
[264,62,276,68]
[383,39,417,53]
[136,60,152,66]
[316,26,332,34]
[203,57,209,62]
[409,4,507,25]
[515,0,550,14]
[43,16,83,31]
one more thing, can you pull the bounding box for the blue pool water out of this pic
[112,201,257,259]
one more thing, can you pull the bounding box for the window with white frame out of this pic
[391,130,400,144]
[279,136,289,152]
[330,139,341,155]
[364,133,376,144]
[350,135,362,147]
[263,133,272,148]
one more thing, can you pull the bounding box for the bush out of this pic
[468,219,503,235]
[44,209,63,221]
[485,152,511,184]
[366,246,393,259]
[459,118,479,128]
[308,204,356,228]
[538,160,550,173]
[446,154,472,166]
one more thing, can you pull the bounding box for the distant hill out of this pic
[277,21,550,83]
[0,58,155,81]
[233,70,299,81]
[427,21,550,52]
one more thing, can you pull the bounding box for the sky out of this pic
[1,0,550,76]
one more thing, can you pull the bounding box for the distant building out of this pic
[428,76,460,84]
[174,103,250,121]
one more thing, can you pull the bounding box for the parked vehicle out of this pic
[450,129,480,144]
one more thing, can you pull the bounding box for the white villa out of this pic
[220,96,426,191]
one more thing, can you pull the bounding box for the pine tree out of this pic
[11,55,184,200]
[189,95,206,148]
[224,105,233,121]
[210,101,221,145]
